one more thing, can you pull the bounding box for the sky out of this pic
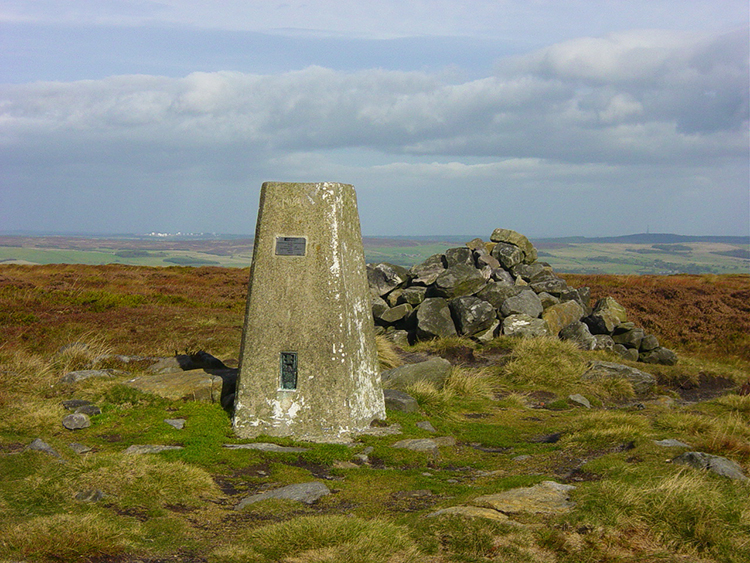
[1,1,748,238]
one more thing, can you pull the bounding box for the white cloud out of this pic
[0,27,747,236]
[3,29,745,160]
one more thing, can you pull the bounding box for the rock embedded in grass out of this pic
[473,481,576,515]
[383,390,420,413]
[391,438,440,455]
[381,357,452,390]
[222,443,308,453]
[75,404,101,416]
[164,418,186,430]
[125,368,236,403]
[672,451,748,481]
[60,369,122,384]
[235,481,330,510]
[581,360,656,396]
[123,445,183,455]
[26,438,62,458]
[416,420,437,432]
[62,413,91,430]
[568,394,591,408]
[639,347,678,365]
[74,489,105,502]
[427,505,511,521]
[62,399,93,410]
[68,442,93,454]
[655,439,691,448]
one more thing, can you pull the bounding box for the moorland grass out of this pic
[209,515,420,563]
[1,265,748,562]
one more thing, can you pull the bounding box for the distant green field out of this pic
[533,242,750,275]
[0,247,254,268]
[365,240,749,274]
[1,236,747,274]
[363,243,457,267]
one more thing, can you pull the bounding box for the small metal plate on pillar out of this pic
[275,236,306,256]
[279,352,298,390]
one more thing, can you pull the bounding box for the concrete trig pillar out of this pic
[233,182,385,442]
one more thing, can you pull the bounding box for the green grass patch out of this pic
[209,514,420,562]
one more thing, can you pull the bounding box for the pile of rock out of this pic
[368,228,676,365]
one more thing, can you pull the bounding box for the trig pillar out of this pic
[233,182,385,442]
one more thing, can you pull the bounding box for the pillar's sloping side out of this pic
[233,182,385,442]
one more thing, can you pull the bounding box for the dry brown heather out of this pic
[1,265,750,563]
[0,264,249,360]
[1,265,747,364]
[563,274,750,362]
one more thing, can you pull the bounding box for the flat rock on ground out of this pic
[381,357,453,390]
[235,481,330,510]
[383,389,420,413]
[123,445,184,455]
[672,451,747,480]
[26,438,61,458]
[125,369,232,403]
[581,361,656,396]
[427,506,510,522]
[62,413,91,430]
[223,443,309,453]
[473,481,576,515]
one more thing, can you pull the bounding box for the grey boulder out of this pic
[449,296,497,337]
[62,413,91,430]
[383,389,420,413]
[672,452,747,481]
[502,314,550,338]
[381,357,453,390]
[367,263,410,297]
[415,298,458,340]
[491,242,524,270]
[500,290,543,319]
[236,482,330,510]
[639,347,678,366]
[559,321,597,351]
[409,254,446,286]
[431,264,486,299]
[489,228,538,264]
[581,361,656,396]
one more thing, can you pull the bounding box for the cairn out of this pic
[368,228,677,365]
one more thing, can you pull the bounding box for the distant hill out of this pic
[533,233,750,245]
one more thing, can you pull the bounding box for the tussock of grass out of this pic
[0,349,56,397]
[402,367,496,420]
[375,334,403,371]
[53,330,114,373]
[501,337,588,393]
[495,392,530,409]
[0,396,66,437]
[71,454,222,510]
[563,410,654,449]
[655,410,750,462]
[444,366,497,401]
[413,516,557,562]
[578,470,750,559]
[408,336,477,355]
[404,380,454,418]
[712,393,750,417]
[0,512,132,561]
[209,515,419,563]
